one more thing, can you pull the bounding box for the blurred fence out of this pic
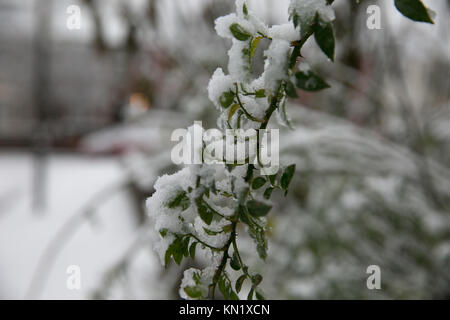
[0,0,128,147]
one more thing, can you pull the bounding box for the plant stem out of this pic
[209,32,304,299]
[211,221,236,298]
[188,233,224,251]
[235,83,265,123]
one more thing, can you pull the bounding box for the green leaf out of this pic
[257,243,267,260]
[280,164,296,191]
[167,191,190,211]
[184,286,202,299]
[313,14,335,61]
[239,205,251,225]
[255,290,265,300]
[285,80,298,98]
[263,187,274,200]
[189,242,197,259]
[394,0,434,23]
[295,70,330,92]
[228,104,240,121]
[164,238,177,266]
[252,274,263,286]
[279,98,294,130]
[196,197,213,225]
[268,174,277,185]
[164,248,171,266]
[230,23,252,41]
[251,177,266,190]
[250,36,262,58]
[292,11,315,41]
[255,89,266,98]
[173,246,183,265]
[218,277,228,299]
[165,237,183,265]
[230,251,241,270]
[243,3,248,16]
[235,275,246,293]
[247,288,254,300]
[222,224,233,233]
[219,276,239,300]
[292,12,299,28]
[249,227,267,260]
[237,186,249,205]
[193,272,201,284]
[220,91,235,108]
[181,236,190,257]
[203,227,221,236]
[246,200,272,217]
[229,289,240,300]
[159,228,168,238]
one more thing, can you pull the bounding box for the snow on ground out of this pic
[0,151,158,299]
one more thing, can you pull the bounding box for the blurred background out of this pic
[0,0,449,299]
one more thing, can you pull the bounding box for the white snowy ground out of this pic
[0,151,159,299]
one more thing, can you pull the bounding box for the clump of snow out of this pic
[179,266,216,300]
[228,39,252,82]
[194,216,231,249]
[289,0,335,24]
[226,164,249,199]
[239,95,266,119]
[215,13,255,40]
[249,15,269,36]
[268,23,300,42]
[147,162,242,265]
[264,39,291,95]
[146,167,197,263]
[298,61,311,72]
[208,68,236,110]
